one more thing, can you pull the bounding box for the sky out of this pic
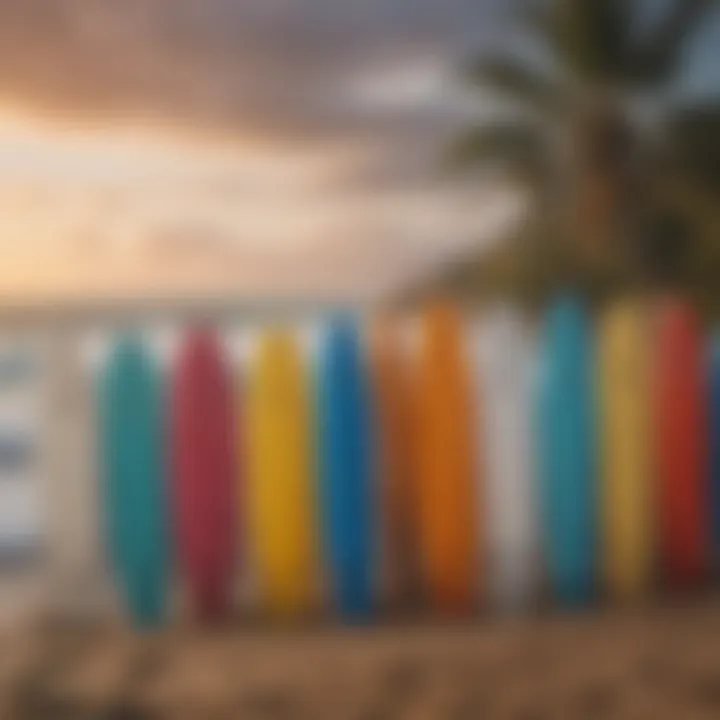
[0,0,716,304]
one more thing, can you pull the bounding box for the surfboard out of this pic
[474,305,538,610]
[101,336,167,627]
[247,329,316,618]
[654,299,709,590]
[172,328,236,621]
[317,317,374,619]
[416,303,476,614]
[537,294,597,606]
[370,317,418,610]
[597,300,654,601]
[43,332,105,618]
[709,332,720,565]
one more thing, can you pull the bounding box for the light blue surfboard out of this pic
[317,317,374,620]
[537,295,597,606]
[100,335,168,627]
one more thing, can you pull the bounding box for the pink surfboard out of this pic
[172,329,237,620]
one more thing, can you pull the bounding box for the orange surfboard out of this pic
[415,304,477,613]
[370,317,419,610]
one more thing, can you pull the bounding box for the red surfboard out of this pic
[654,299,709,590]
[172,328,237,620]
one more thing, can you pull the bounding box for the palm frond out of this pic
[447,121,550,186]
[517,0,633,84]
[465,56,565,115]
[631,0,718,86]
[663,101,720,193]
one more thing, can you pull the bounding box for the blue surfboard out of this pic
[101,335,168,627]
[537,295,597,606]
[317,317,374,619]
[709,333,720,564]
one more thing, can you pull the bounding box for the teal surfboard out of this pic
[101,336,168,627]
[537,295,597,606]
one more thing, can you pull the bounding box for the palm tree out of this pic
[451,0,720,300]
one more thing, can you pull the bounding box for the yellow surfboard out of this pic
[416,304,477,614]
[247,330,316,618]
[598,299,653,601]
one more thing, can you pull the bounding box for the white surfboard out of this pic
[473,305,539,610]
[41,330,105,617]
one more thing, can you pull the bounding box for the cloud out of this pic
[0,0,526,302]
[0,0,495,140]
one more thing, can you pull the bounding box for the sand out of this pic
[2,600,720,718]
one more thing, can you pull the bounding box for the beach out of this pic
[3,600,720,718]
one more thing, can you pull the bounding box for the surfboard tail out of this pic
[124,571,167,628]
[193,574,231,622]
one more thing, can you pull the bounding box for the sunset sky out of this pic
[0,0,716,304]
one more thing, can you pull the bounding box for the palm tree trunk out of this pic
[567,106,643,292]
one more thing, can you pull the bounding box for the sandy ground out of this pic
[3,600,720,719]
